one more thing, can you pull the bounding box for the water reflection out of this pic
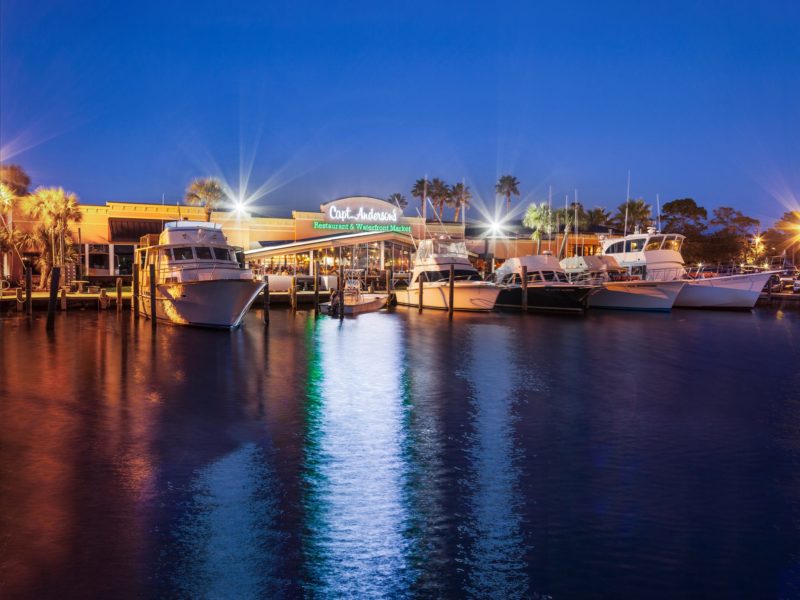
[166,443,284,599]
[458,323,530,598]
[301,315,413,596]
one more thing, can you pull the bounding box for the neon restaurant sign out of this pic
[313,196,411,233]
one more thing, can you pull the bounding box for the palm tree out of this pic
[587,207,612,228]
[614,198,653,233]
[410,178,428,216]
[429,178,449,220]
[22,187,82,288]
[185,177,224,222]
[0,164,30,196]
[450,182,472,222]
[495,175,520,215]
[522,202,552,254]
[387,193,408,211]
[1,182,26,281]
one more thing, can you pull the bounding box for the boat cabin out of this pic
[136,221,248,285]
[494,255,571,285]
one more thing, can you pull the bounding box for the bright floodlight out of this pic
[488,220,503,237]
[233,197,247,216]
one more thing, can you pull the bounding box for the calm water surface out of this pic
[1,307,799,599]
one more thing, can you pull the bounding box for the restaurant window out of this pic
[173,247,194,261]
[195,247,213,260]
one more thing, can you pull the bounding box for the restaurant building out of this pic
[4,194,607,283]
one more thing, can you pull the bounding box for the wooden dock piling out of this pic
[448,264,455,318]
[521,265,528,312]
[60,288,67,311]
[116,278,122,312]
[149,264,156,329]
[46,267,60,331]
[313,262,320,313]
[25,264,32,317]
[132,265,139,317]
[418,278,424,313]
[263,279,270,324]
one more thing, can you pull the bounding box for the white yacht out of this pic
[561,255,685,311]
[394,238,500,311]
[600,229,776,309]
[136,221,265,328]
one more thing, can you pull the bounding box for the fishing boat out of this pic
[321,269,389,315]
[136,221,265,328]
[600,229,777,309]
[394,238,500,311]
[561,255,685,311]
[492,255,599,313]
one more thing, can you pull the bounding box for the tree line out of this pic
[3,163,799,288]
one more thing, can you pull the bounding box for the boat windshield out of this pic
[645,236,664,250]
[415,239,467,259]
[625,238,647,252]
[663,235,683,251]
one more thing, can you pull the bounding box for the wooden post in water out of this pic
[313,261,320,313]
[448,264,455,318]
[338,264,345,319]
[132,264,139,318]
[25,262,32,317]
[149,263,156,329]
[418,278,424,313]
[46,267,60,331]
[290,276,297,312]
[116,277,122,312]
[263,278,270,324]
[521,265,528,312]
[60,288,67,311]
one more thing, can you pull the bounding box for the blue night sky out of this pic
[1,0,798,224]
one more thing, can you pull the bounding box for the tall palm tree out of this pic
[387,193,408,210]
[1,182,26,281]
[450,182,472,222]
[429,178,449,220]
[614,198,652,233]
[495,175,520,215]
[410,178,428,216]
[185,177,224,222]
[587,207,612,228]
[22,187,82,287]
[522,202,551,255]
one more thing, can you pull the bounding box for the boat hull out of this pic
[495,285,597,313]
[139,279,266,328]
[674,272,774,309]
[589,280,685,312]
[321,294,388,315]
[395,282,500,311]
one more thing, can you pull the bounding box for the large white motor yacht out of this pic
[561,255,685,311]
[600,229,776,309]
[136,221,265,328]
[394,238,500,311]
